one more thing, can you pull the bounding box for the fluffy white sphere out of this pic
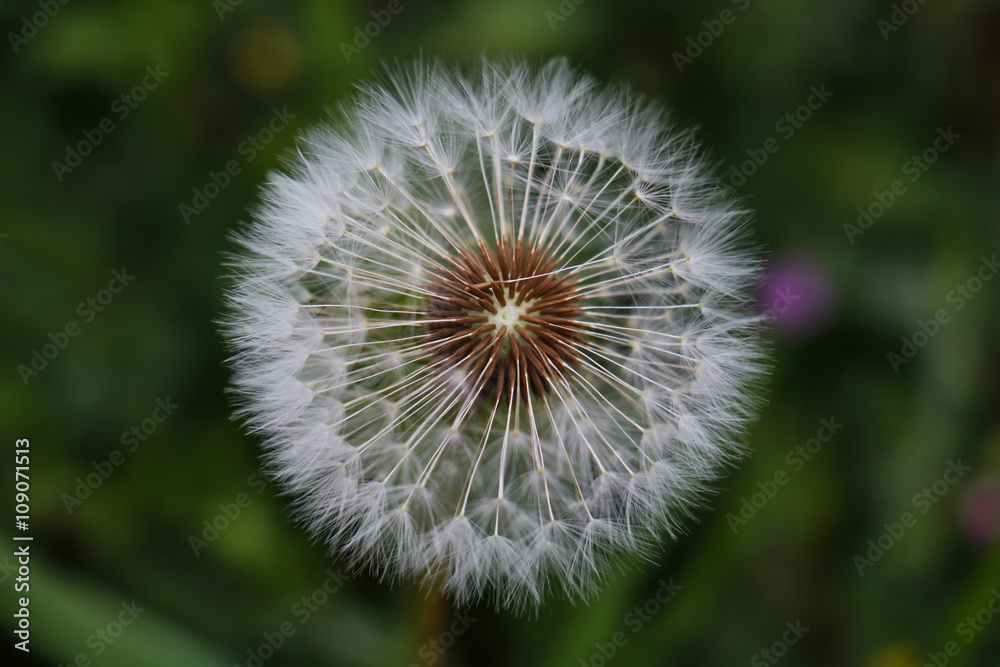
[224,57,765,611]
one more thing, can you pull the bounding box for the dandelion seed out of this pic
[224,57,766,611]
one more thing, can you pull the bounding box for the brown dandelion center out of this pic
[421,238,586,403]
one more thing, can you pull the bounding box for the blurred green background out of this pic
[2,0,999,665]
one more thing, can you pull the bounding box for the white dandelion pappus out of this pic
[224,57,765,611]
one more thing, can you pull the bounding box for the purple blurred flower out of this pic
[961,477,1000,544]
[758,255,833,336]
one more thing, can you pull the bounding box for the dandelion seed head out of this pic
[224,57,766,611]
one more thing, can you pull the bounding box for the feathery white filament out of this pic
[224,57,764,611]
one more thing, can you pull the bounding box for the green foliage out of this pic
[1,0,998,665]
